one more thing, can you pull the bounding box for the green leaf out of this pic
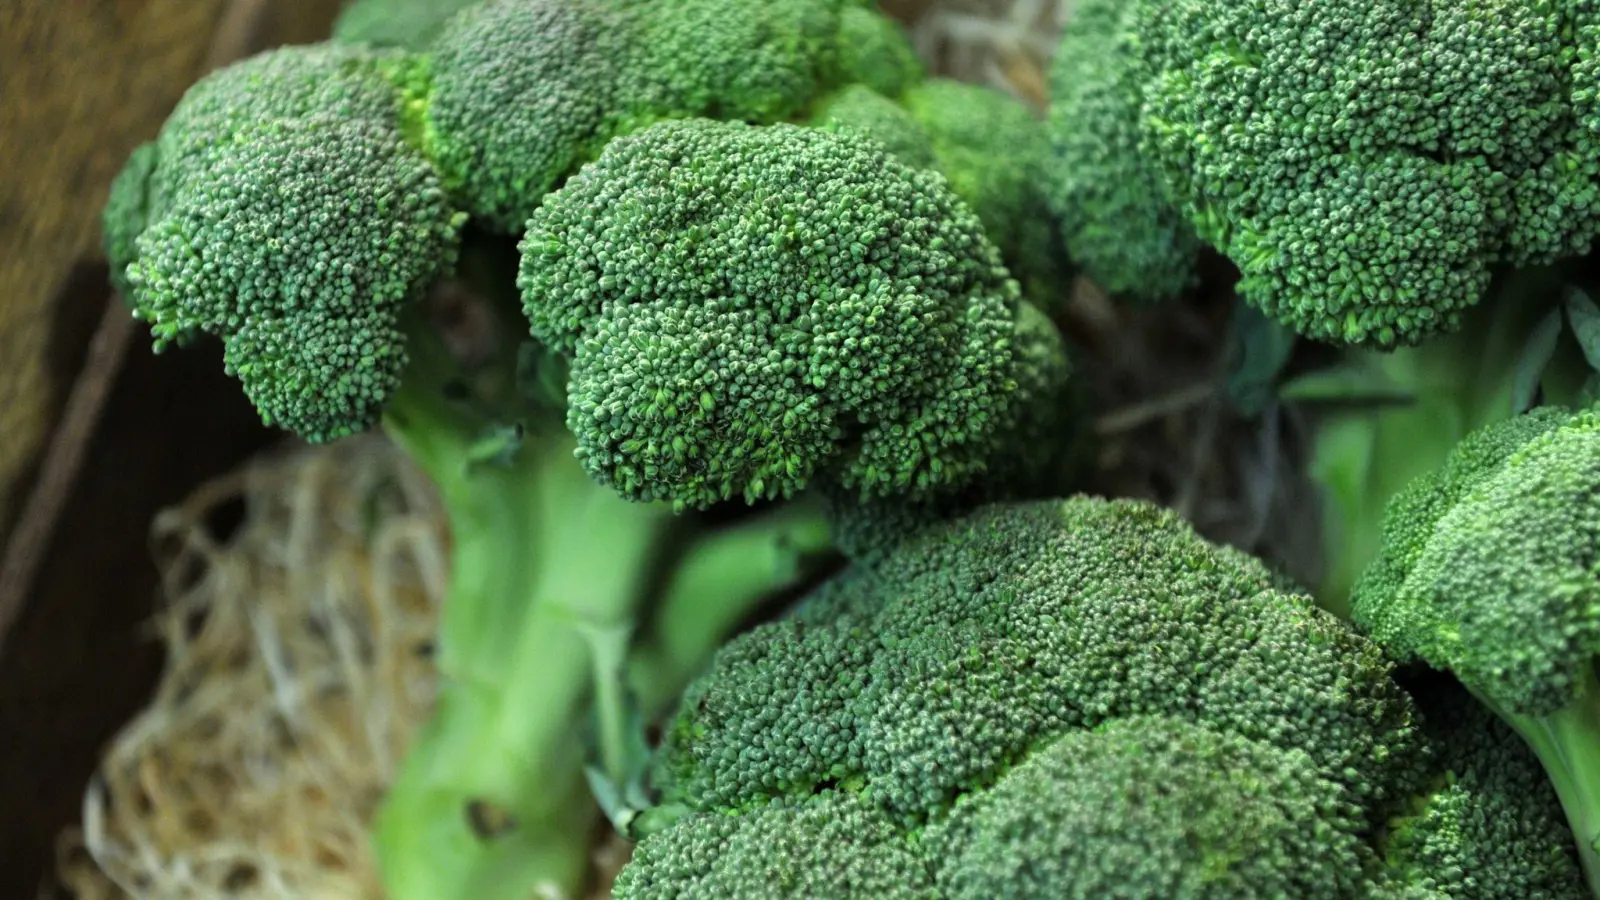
[1510,306,1564,415]
[1226,300,1297,417]
[1564,286,1600,373]
[1278,364,1414,408]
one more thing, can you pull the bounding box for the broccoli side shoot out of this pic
[331,0,483,49]
[832,3,923,99]
[1352,405,1600,890]
[518,118,1066,511]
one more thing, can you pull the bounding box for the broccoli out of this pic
[617,496,1434,897]
[1049,0,1600,347]
[810,84,937,167]
[902,79,1065,306]
[1351,404,1600,891]
[1045,0,1200,302]
[518,118,1066,510]
[1383,673,1588,900]
[101,12,1081,898]
[331,0,483,49]
[832,2,923,98]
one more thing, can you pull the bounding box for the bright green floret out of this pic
[1045,0,1200,302]
[903,79,1065,305]
[1050,0,1600,346]
[111,45,466,441]
[656,496,1425,820]
[832,3,923,98]
[331,0,483,49]
[1352,404,1600,891]
[613,791,933,900]
[519,118,1053,511]
[926,717,1371,900]
[1383,675,1587,900]
[102,141,159,299]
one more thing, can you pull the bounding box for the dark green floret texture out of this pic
[1384,676,1588,900]
[832,4,923,98]
[518,118,1041,510]
[1352,406,1600,716]
[1049,0,1600,346]
[925,717,1371,900]
[810,84,938,169]
[656,496,1424,818]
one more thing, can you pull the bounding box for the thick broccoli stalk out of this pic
[618,497,1434,898]
[1383,674,1589,900]
[518,119,1063,511]
[1049,0,1600,347]
[371,300,831,900]
[1352,405,1600,891]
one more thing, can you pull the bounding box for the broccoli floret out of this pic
[1352,405,1600,890]
[613,791,932,900]
[832,3,923,99]
[519,118,1056,510]
[926,717,1372,900]
[810,84,937,168]
[331,0,483,49]
[657,496,1424,821]
[903,79,1065,306]
[1050,0,1600,346]
[110,45,465,440]
[1045,0,1200,302]
[1383,675,1588,900]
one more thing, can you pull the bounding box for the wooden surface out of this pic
[0,1,342,895]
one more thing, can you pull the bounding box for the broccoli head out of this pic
[903,79,1065,306]
[619,497,1434,898]
[832,3,923,99]
[1352,405,1600,890]
[1050,0,1600,346]
[1046,0,1200,302]
[107,45,466,441]
[809,84,937,168]
[518,118,1058,510]
[656,496,1424,820]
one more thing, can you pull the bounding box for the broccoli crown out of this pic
[115,45,465,440]
[925,717,1372,900]
[331,0,483,49]
[1055,0,1600,346]
[1353,405,1600,715]
[1045,0,1200,302]
[613,790,933,900]
[903,79,1065,304]
[832,4,923,99]
[519,118,1043,510]
[423,0,638,231]
[1383,676,1588,900]
[810,84,938,169]
[657,496,1424,821]
[425,0,845,232]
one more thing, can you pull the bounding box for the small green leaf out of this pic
[1564,286,1600,373]
[1511,306,1564,414]
[1225,299,1297,417]
[1278,364,1413,408]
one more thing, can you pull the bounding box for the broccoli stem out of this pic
[1474,668,1600,896]
[370,308,833,900]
